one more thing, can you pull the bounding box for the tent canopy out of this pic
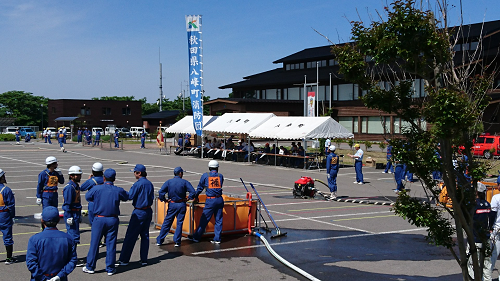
[203,113,275,135]
[165,115,218,134]
[249,116,353,140]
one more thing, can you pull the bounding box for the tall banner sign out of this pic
[186,15,203,136]
[307,92,315,117]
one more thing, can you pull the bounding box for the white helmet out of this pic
[46,156,57,165]
[329,145,336,151]
[0,169,5,178]
[208,160,219,168]
[68,166,83,175]
[92,162,104,172]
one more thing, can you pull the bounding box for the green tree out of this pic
[332,1,494,280]
[0,91,48,128]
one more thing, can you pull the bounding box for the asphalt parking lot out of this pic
[0,141,480,280]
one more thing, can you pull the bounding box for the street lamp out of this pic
[40,103,44,131]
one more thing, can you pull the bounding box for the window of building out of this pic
[367,116,384,134]
[353,117,358,133]
[394,117,401,134]
[383,116,391,134]
[353,84,359,100]
[265,89,278,100]
[288,87,300,100]
[52,107,56,114]
[321,60,327,67]
[122,107,131,115]
[102,107,111,115]
[338,117,353,133]
[307,62,312,68]
[80,107,91,116]
[453,44,461,52]
[338,84,354,101]
[286,64,290,71]
[470,41,479,50]
[299,63,304,69]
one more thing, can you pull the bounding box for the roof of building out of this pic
[142,110,182,120]
[205,98,303,105]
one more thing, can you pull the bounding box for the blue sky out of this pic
[0,0,497,103]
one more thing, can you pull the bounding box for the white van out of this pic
[104,126,117,136]
[4,126,18,135]
[92,127,103,136]
[130,126,145,137]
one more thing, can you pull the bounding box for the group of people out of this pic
[324,143,364,200]
[0,156,226,280]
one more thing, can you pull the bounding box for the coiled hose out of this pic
[253,232,321,281]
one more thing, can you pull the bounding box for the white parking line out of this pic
[273,210,393,222]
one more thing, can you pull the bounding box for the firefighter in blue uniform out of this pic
[93,130,101,146]
[326,145,340,200]
[80,163,104,226]
[77,129,82,143]
[116,164,154,266]
[114,129,119,148]
[83,169,128,276]
[0,169,16,264]
[25,132,31,143]
[383,140,394,173]
[37,156,64,230]
[15,129,20,143]
[191,160,224,243]
[155,167,196,247]
[393,151,405,193]
[26,206,77,281]
[62,166,83,244]
[140,129,147,149]
[46,128,52,144]
[58,130,65,148]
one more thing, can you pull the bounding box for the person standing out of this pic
[58,130,65,149]
[156,167,196,247]
[140,129,147,149]
[46,128,52,144]
[191,160,224,244]
[15,129,20,144]
[116,164,154,266]
[348,144,364,184]
[80,163,104,227]
[62,166,83,245]
[26,206,77,281]
[326,145,339,200]
[114,129,119,148]
[94,130,101,146]
[83,169,128,276]
[324,138,331,155]
[0,169,16,264]
[383,140,394,174]
[61,127,67,144]
[42,128,47,143]
[77,128,82,143]
[467,183,494,281]
[36,156,64,209]
[489,182,500,273]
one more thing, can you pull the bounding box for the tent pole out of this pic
[248,136,251,163]
[275,139,278,167]
[303,138,306,170]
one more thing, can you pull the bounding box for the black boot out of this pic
[5,245,16,264]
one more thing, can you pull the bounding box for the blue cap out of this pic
[131,164,146,173]
[104,168,116,180]
[174,167,184,175]
[42,206,60,222]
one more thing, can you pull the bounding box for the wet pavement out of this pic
[0,140,485,280]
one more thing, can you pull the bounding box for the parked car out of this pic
[92,127,103,136]
[117,128,132,138]
[472,134,500,159]
[19,127,36,139]
[130,126,145,137]
[3,126,18,135]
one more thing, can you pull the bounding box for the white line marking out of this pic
[273,211,393,222]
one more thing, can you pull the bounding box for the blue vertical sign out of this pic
[186,15,203,136]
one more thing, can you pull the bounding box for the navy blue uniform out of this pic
[156,176,196,245]
[118,177,154,263]
[26,227,77,281]
[77,130,82,143]
[37,169,64,208]
[62,180,82,243]
[85,182,128,273]
[326,152,339,193]
[80,176,104,226]
[114,131,119,148]
[15,131,20,142]
[384,145,394,173]
[193,171,224,241]
[94,131,101,146]
[0,184,15,247]
[140,131,147,148]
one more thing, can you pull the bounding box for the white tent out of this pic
[165,115,218,134]
[249,116,353,139]
[203,113,275,135]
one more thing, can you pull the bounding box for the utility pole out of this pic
[159,48,163,112]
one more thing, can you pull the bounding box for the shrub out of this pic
[0,134,16,141]
[379,141,387,152]
[347,138,354,149]
[364,141,372,151]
